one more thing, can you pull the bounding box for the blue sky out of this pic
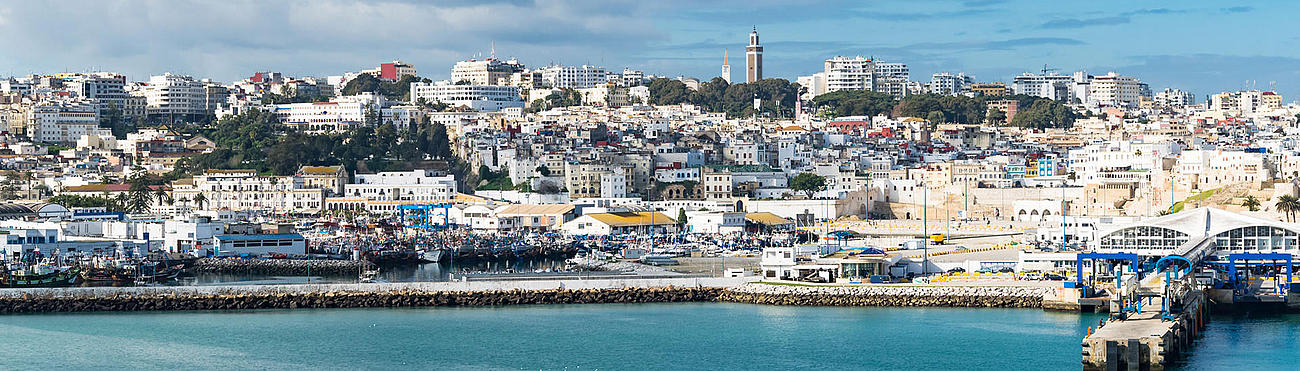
[2,0,1297,100]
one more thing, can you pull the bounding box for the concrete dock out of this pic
[1081,291,1208,371]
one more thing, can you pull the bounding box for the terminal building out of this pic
[1092,207,1300,259]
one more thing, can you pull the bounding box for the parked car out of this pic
[947,267,967,273]
[998,267,1015,273]
[1043,273,1068,281]
[1022,272,1043,281]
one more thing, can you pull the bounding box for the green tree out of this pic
[1277,195,1300,222]
[193,192,208,210]
[1009,99,1077,129]
[789,173,827,199]
[810,90,896,117]
[986,108,1006,124]
[926,111,945,124]
[1243,196,1261,211]
[676,208,689,227]
[535,165,552,177]
[98,103,131,139]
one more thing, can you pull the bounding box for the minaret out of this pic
[746,27,763,83]
[721,50,732,84]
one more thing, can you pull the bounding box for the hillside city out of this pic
[0,27,1297,282]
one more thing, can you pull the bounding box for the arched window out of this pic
[1098,226,1189,250]
[1214,226,1299,251]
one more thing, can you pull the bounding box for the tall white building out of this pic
[1088,72,1142,108]
[874,62,909,81]
[823,56,875,92]
[22,101,106,143]
[63,72,128,112]
[1012,73,1075,101]
[409,81,523,112]
[535,65,609,89]
[929,72,973,96]
[451,58,525,85]
[1153,88,1194,107]
[134,73,228,117]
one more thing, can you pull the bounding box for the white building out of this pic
[535,65,609,89]
[823,56,875,93]
[173,170,325,214]
[1154,88,1194,107]
[1088,72,1141,108]
[874,62,909,81]
[22,101,106,143]
[1012,73,1076,101]
[64,72,128,113]
[409,82,523,112]
[134,73,228,117]
[451,58,526,85]
[929,72,973,96]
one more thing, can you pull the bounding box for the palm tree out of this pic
[193,193,208,210]
[1243,196,1261,212]
[154,188,173,206]
[1277,195,1300,222]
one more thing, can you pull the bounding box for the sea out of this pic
[0,302,1284,370]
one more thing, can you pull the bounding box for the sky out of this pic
[2,0,1298,100]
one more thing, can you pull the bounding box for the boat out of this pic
[359,268,380,283]
[418,249,446,263]
[640,254,680,266]
[2,265,80,288]
[135,263,183,283]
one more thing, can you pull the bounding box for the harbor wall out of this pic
[719,284,1050,308]
[188,258,369,276]
[0,277,750,313]
[0,279,1063,313]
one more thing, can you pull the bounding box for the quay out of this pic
[1081,291,1208,371]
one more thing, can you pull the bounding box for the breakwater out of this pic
[0,287,723,313]
[0,279,1063,313]
[720,283,1050,308]
[188,258,369,276]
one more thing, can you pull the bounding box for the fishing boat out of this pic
[418,248,446,263]
[2,265,80,288]
[135,262,183,283]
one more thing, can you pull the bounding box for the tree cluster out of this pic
[646,77,800,118]
[810,90,896,118]
[178,109,455,177]
[340,74,428,101]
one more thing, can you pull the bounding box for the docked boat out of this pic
[2,265,80,288]
[135,263,183,283]
[640,254,680,266]
[418,249,446,263]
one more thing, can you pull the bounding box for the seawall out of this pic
[0,279,1060,313]
[188,258,368,276]
[0,278,747,313]
[720,284,1050,308]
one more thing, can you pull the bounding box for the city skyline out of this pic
[1,1,1297,99]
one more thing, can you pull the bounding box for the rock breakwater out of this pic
[720,283,1049,308]
[189,258,369,276]
[0,286,724,313]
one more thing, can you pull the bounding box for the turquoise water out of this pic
[1177,312,1300,370]
[0,303,1102,370]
